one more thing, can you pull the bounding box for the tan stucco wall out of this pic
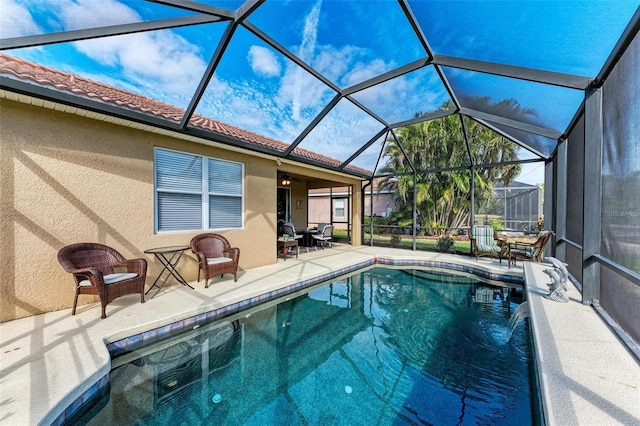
[0,98,362,322]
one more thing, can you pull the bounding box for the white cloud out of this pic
[298,0,321,63]
[197,0,336,138]
[276,0,325,122]
[72,31,206,99]
[265,0,385,142]
[47,0,207,100]
[276,62,333,121]
[342,58,389,87]
[6,0,206,102]
[198,75,300,141]
[55,0,140,30]
[247,45,281,77]
[0,0,42,38]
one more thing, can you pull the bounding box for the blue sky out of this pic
[1,0,637,185]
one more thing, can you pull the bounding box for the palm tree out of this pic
[379,101,521,233]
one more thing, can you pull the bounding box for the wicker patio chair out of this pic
[190,233,240,288]
[469,225,505,263]
[57,243,147,319]
[508,230,554,266]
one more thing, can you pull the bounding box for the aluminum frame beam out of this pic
[582,88,603,305]
[460,107,563,140]
[340,128,388,170]
[554,138,568,261]
[149,0,236,18]
[0,15,226,50]
[390,108,458,130]
[432,54,592,90]
[398,0,435,61]
[473,118,550,160]
[180,21,237,128]
[594,5,640,87]
[343,58,429,96]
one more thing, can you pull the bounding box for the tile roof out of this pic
[0,53,369,176]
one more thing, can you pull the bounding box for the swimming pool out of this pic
[71,267,539,425]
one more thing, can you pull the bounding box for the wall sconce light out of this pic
[281,173,291,186]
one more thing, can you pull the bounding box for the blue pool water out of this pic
[73,267,538,425]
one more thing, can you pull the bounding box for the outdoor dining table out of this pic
[298,228,317,248]
[497,233,538,244]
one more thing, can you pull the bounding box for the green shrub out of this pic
[364,215,388,234]
[390,234,401,247]
[437,235,454,252]
[488,219,504,231]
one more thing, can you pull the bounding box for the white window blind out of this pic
[210,196,243,229]
[209,158,242,195]
[209,158,243,229]
[335,199,345,218]
[155,148,244,232]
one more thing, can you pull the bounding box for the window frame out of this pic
[154,147,245,233]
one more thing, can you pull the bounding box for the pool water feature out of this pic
[507,301,531,342]
[72,267,539,425]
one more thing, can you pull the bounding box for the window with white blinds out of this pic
[155,148,244,232]
[334,199,345,218]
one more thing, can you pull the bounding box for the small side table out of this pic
[277,238,298,261]
[144,246,194,298]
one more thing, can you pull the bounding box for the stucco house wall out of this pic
[0,98,362,322]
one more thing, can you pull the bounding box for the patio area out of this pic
[0,246,637,425]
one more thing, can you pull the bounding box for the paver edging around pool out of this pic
[374,256,523,284]
[50,255,522,425]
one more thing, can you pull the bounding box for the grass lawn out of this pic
[334,229,472,253]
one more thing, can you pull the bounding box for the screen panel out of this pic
[601,33,640,274]
[600,267,640,344]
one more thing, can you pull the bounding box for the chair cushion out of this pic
[207,257,234,265]
[477,244,501,253]
[79,272,138,286]
[473,226,495,246]
[510,248,533,257]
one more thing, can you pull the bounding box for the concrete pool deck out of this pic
[0,245,638,425]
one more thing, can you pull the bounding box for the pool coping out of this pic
[523,262,640,425]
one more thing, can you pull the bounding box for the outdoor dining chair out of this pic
[469,225,505,263]
[283,222,304,243]
[508,230,554,267]
[312,224,334,249]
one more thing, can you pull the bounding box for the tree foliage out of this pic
[379,101,522,234]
